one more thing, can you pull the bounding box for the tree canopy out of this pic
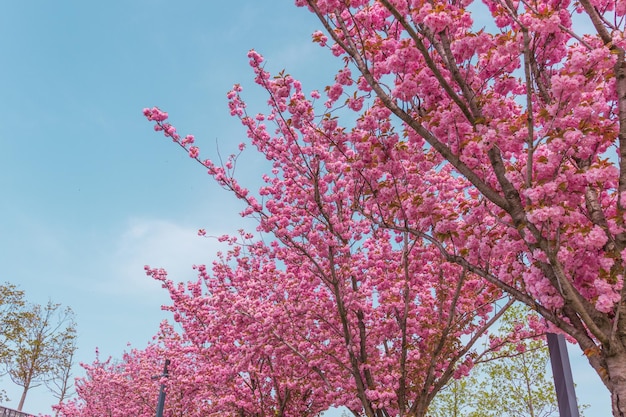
[68,0,626,415]
[0,284,77,412]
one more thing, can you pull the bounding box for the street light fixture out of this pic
[154,359,170,417]
[547,334,580,417]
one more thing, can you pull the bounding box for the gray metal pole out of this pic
[547,333,580,417]
[155,359,170,417]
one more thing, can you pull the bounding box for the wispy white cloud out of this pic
[103,217,227,296]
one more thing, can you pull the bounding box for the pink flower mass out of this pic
[61,1,626,417]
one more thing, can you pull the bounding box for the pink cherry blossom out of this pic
[136,1,626,415]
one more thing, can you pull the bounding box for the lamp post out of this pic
[154,359,170,417]
[547,334,580,417]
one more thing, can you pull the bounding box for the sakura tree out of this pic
[54,325,207,417]
[57,319,328,417]
[141,51,542,414]
[289,1,626,416]
[139,0,626,415]
[147,230,513,417]
[149,267,331,417]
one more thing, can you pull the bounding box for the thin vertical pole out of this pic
[155,359,170,417]
[547,333,580,417]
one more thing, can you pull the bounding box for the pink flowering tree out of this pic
[147,233,515,417]
[286,1,626,416]
[140,45,548,414]
[57,319,328,417]
[149,267,330,417]
[54,349,163,417]
[139,1,626,415]
[142,0,626,413]
[54,324,210,417]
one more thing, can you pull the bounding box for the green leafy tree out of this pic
[4,300,77,411]
[45,329,77,409]
[0,283,29,404]
[428,378,474,417]
[429,305,573,417]
[0,283,27,361]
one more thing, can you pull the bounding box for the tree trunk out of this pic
[17,386,28,411]
[606,353,626,417]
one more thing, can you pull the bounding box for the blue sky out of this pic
[0,1,610,415]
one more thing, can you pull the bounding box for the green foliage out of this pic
[44,329,77,405]
[428,378,474,417]
[428,305,582,417]
[0,283,30,404]
[0,284,78,411]
[0,283,28,360]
